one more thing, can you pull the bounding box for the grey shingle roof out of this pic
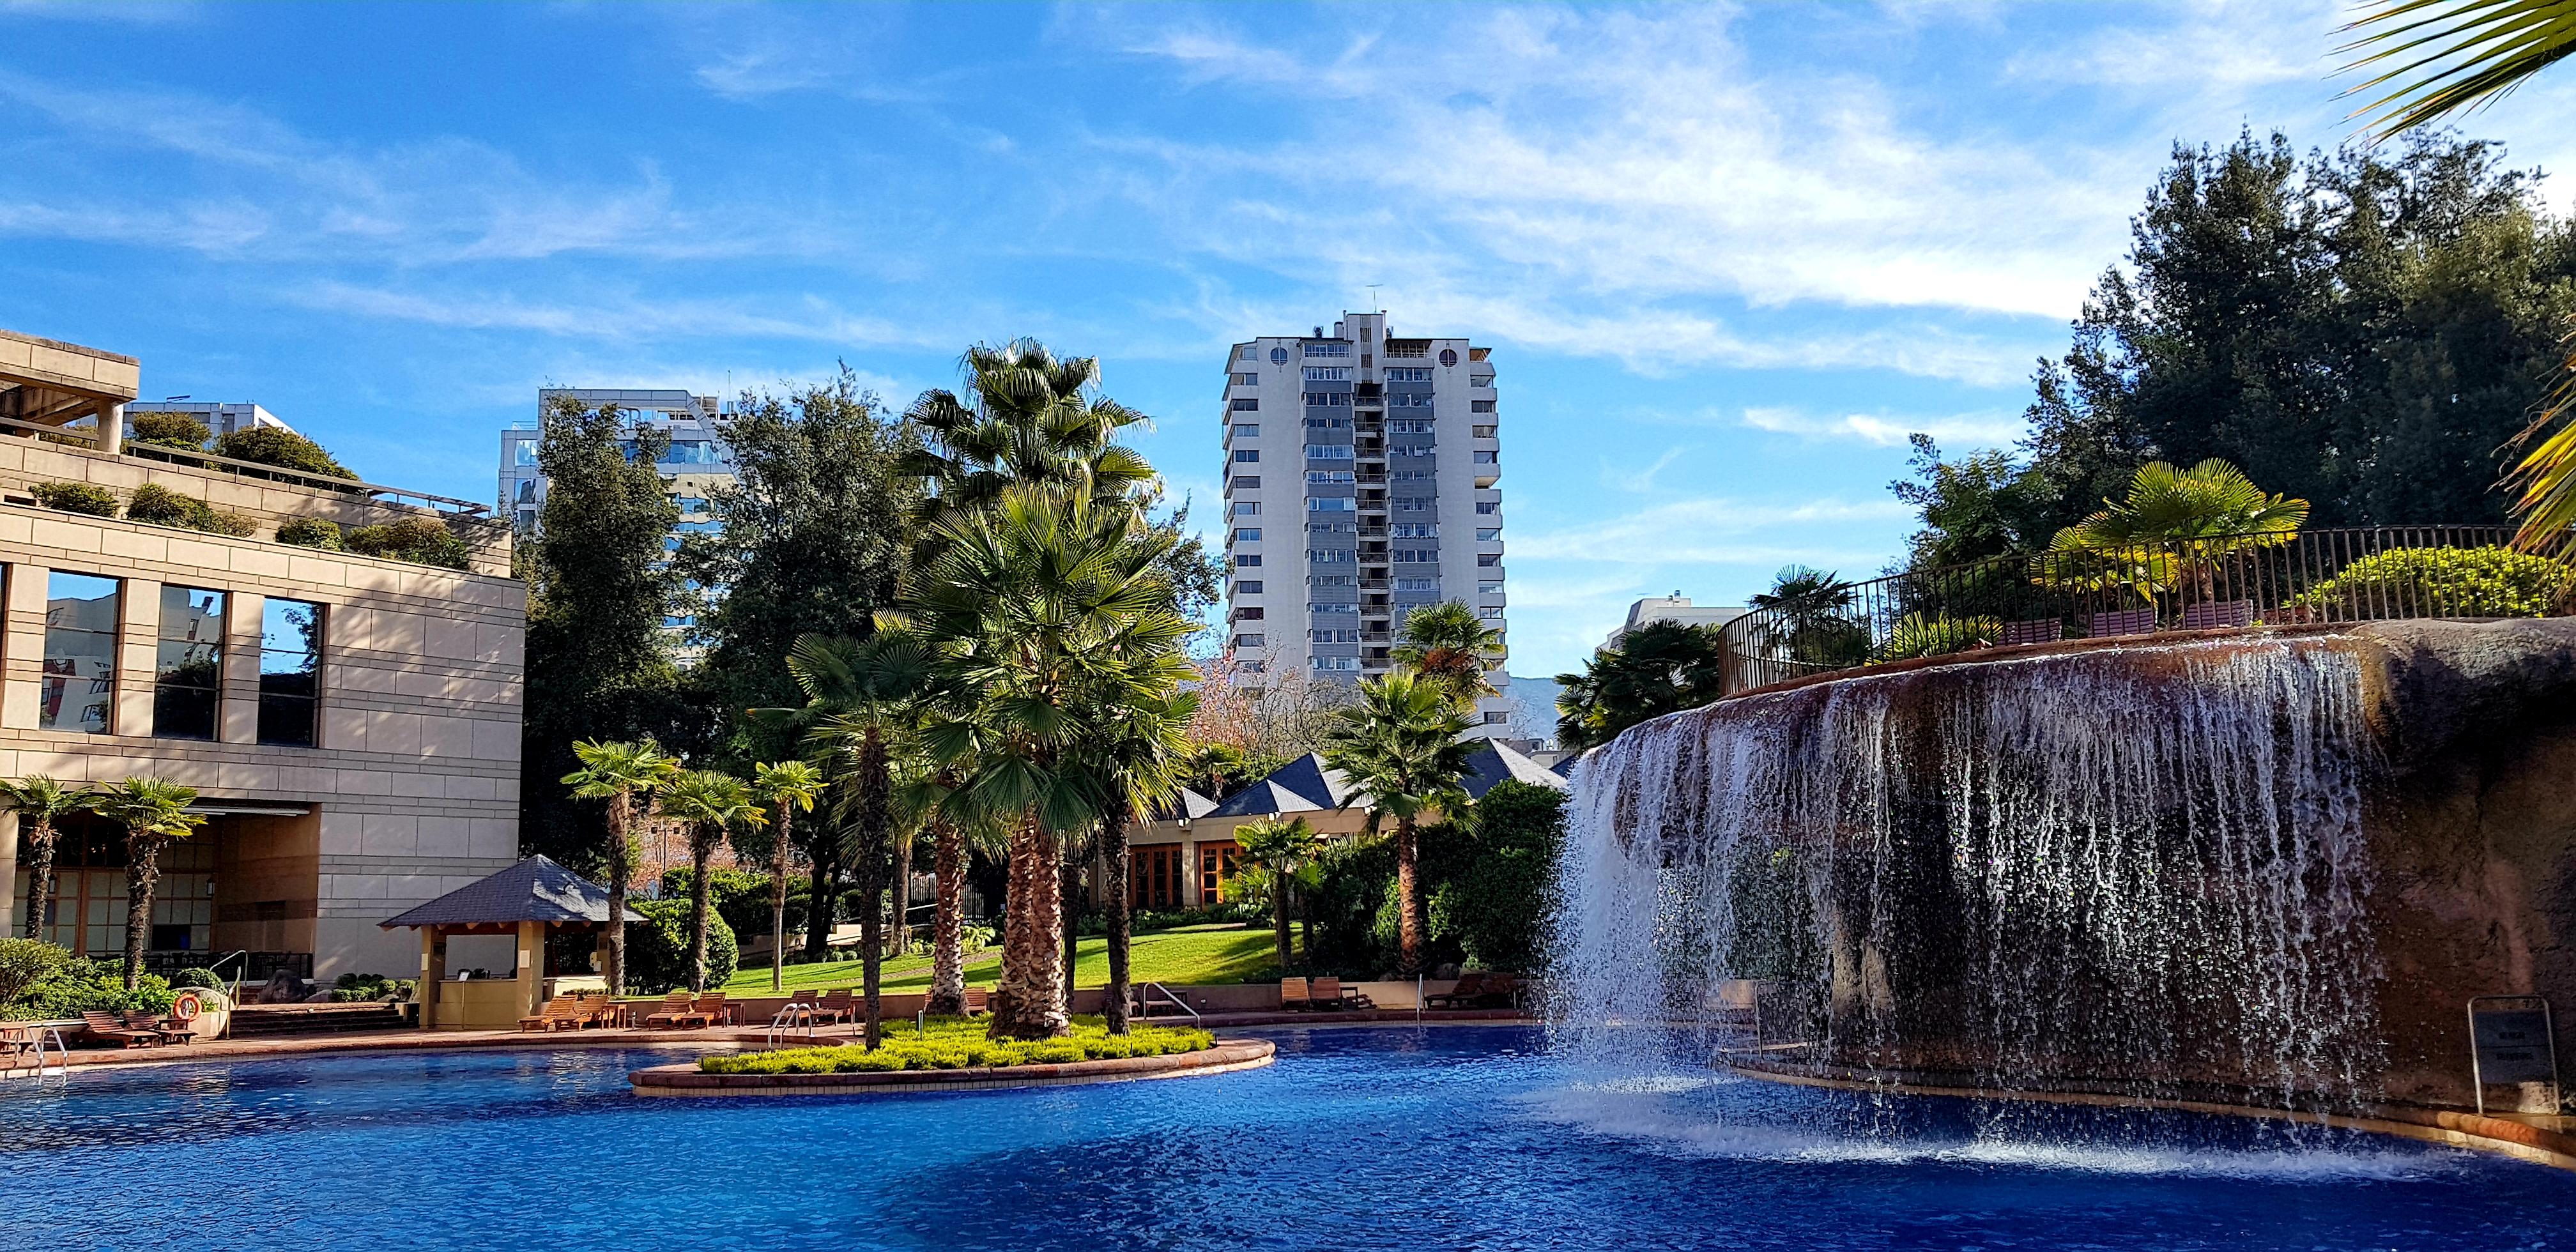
[378,855,645,929]
[1460,741,1572,798]
[1206,752,1367,817]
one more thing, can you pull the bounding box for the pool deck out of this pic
[6,1007,1533,1074]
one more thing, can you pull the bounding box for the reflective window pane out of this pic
[41,572,119,734]
[258,597,323,747]
[152,586,225,740]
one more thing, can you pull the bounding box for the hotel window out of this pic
[1236,580,1264,595]
[1236,554,1262,568]
[1231,424,1260,438]
[1232,501,1260,517]
[1199,842,1242,900]
[1234,449,1260,462]
[42,572,120,735]
[512,438,538,466]
[1472,402,1496,414]
[1231,398,1259,412]
[1473,451,1499,464]
[1477,528,1503,542]
[1480,606,1504,620]
[258,597,324,748]
[1230,372,1259,385]
[1477,554,1501,567]
[1476,501,1500,514]
[151,586,227,741]
[1231,477,1260,490]
[1233,527,1262,542]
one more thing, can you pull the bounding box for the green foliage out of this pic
[125,482,256,536]
[1751,565,1870,669]
[347,517,470,569]
[277,517,344,549]
[4,954,175,1017]
[329,972,414,1002]
[1425,781,1567,973]
[0,938,71,1006]
[211,427,353,478]
[170,966,225,990]
[1553,620,1729,751]
[128,411,211,450]
[657,866,780,942]
[1303,836,1399,975]
[625,897,737,993]
[2291,545,2576,618]
[33,482,118,517]
[1878,613,2001,662]
[697,1014,1214,1073]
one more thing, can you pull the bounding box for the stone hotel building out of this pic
[0,328,525,981]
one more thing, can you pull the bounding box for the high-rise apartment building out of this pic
[1220,310,1511,730]
[500,388,736,637]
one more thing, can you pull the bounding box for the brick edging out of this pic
[627,1038,1277,1097]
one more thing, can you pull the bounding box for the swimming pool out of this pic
[4,1026,2572,1249]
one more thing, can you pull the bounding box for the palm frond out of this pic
[2339,0,2576,139]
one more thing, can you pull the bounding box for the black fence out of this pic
[1719,526,2573,695]
[139,950,313,983]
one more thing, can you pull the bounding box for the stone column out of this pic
[418,928,447,1030]
[114,576,162,738]
[220,592,263,745]
[516,920,544,1022]
[96,402,123,455]
[3,565,51,731]
[0,811,19,933]
[1180,836,1199,907]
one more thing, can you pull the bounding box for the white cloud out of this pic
[1603,445,1689,494]
[286,282,947,351]
[1511,496,1910,565]
[1740,405,2028,449]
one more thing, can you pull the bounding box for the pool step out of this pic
[226,1003,410,1038]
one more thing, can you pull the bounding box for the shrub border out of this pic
[628,1036,1274,1097]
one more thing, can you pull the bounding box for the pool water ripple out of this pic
[1,1027,2571,1250]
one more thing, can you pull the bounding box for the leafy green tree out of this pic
[0,776,92,941]
[1552,620,1730,751]
[625,897,737,994]
[749,760,824,992]
[2044,459,2308,600]
[654,770,766,992]
[1390,600,1505,709]
[560,738,681,994]
[1234,816,1321,975]
[1321,672,1476,975]
[87,777,205,989]
[1425,781,1565,973]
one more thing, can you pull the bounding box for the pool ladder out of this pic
[3,1026,70,1082]
[1132,982,1199,1021]
[763,1004,821,1051]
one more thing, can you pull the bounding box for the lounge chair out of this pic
[1999,618,2064,647]
[694,991,732,1027]
[1425,972,1488,1010]
[960,988,990,1016]
[518,996,585,1033]
[1310,977,1372,1011]
[641,991,707,1029]
[2180,599,2256,630]
[812,989,854,1025]
[2085,607,2158,638]
[131,1009,197,1044]
[1279,977,1312,1011]
[80,1011,162,1048]
[1482,973,1524,1010]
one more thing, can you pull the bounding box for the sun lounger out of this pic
[1279,977,1312,1011]
[130,1009,195,1044]
[641,991,708,1029]
[1999,618,2064,646]
[1424,972,1488,1010]
[80,1011,162,1048]
[1310,977,1372,1011]
[518,996,585,1032]
[960,988,990,1016]
[813,989,855,1025]
[694,992,731,1027]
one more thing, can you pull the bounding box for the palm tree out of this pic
[88,777,205,989]
[654,770,765,993]
[2339,1,2576,140]
[0,776,93,942]
[749,760,824,993]
[561,738,681,994]
[791,630,935,1048]
[1233,816,1321,976]
[1749,565,1867,670]
[905,483,1193,1039]
[903,339,1157,540]
[2506,326,2576,561]
[2046,459,2309,601]
[1552,620,1731,750]
[1389,600,1505,710]
[1074,687,1195,1034]
[1321,673,1477,976]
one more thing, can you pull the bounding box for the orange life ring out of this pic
[171,990,204,1021]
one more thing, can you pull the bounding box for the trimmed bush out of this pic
[128,411,211,450]
[624,897,737,993]
[3,954,175,1018]
[277,517,345,550]
[171,966,226,991]
[125,482,257,537]
[347,517,471,570]
[0,938,72,1009]
[1878,613,2002,661]
[2290,546,2576,620]
[697,1016,1216,1074]
[212,427,353,478]
[330,972,414,1002]
[31,482,118,517]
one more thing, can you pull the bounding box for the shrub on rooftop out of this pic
[31,482,119,517]
[125,482,256,537]
[212,427,353,479]
[346,516,471,570]
[277,517,345,550]
[128,411,212,451]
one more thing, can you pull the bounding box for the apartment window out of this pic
[1393,498,1429,512]
[1471,372,1494,386]
[1479,582,1505,596]
[675,496,712,514]
[1309,602,1360,615]
[151,586,227,741]
[1232,473,1257,489]
[1305,445,1354,461]
[1234,634,1266,649]
[1236,580,1264,595]
[1301,392,1352,407]
[1389,446,1435,459]
[1390,523,1438,538]
[259,597,324,747]
[1386,368,1433,383]
[1234,449,1260,462]
[1386,342,1427,359]
[1472,402,1496,414]
[1473,451,1499,464]
[1397,577,1438,592]
[1310,656,1361,672]
[1308,498,1356,512]
[1270,347,1290,363]
[1359,328,1374,343]
[1472,425,1498,440]
[1390,419,1436,434]
[1303,344,1351,358]
[1392,548,1438,563]
[1235,554,1262,567]
[1234,528,1262,542]
[1309,628,1359,644]
[1386,393,1434,409]
[1308,574,1355,588]
[1231,398,1259,412]
[1232,501,1260,517]
[1360,355,1372,368]
[1479,606,1505,620]
[1439,349,1459,367]
[1308,550,1356,565]
[1483,710,1510,724]
[1241,346,1261,361]
[1232,424,1260,438]
[41,572,119,735]
[1230,372,1260,385]
[512,438,539,466]
[659,440,727,465]
[1233,607,1265,621]
[1477,554,1501,567]
[1302,366,1354,382]
[1303,416,1351,430]
[1477,528,1503,541]
[1475,501,1500,515]
[1305,470,1356,484]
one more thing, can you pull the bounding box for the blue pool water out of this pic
[4,1026,2573,1249]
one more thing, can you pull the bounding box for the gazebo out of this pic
[379,855,643,1030]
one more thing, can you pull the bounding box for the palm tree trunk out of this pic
[804,841,833,961]
[686,827,714,993]
[1059,838,1082,1003]
[1272,863,1291,976]
[858,851,884,1050]
[1101,808,1132,1035]
[20,819,57,942]
[990,811,1067,1040]
[604,798,632,995]
[890,828,913,957]
[1395,814,1422,976]
[852,731,893,1049]
[927,820,965,1016]
[770,810,792,993]
[122,832,165,989]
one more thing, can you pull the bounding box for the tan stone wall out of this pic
[0,434,511,576]
[0,503,525,978]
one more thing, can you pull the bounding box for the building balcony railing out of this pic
[1716,524,2572,699]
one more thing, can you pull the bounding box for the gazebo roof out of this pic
[1460,741,1571,798]
[378,855,644,929]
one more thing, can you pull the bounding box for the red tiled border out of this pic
[627,1037,1277,1097]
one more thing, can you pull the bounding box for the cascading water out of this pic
[1545,636,2386,1115]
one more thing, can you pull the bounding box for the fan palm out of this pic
[1389,600,1505,710]
[1321,673,1476,975]
[904,482,1193,1039]
[561,738,681,994]
[1233,816,1322,976]
[654,770,766,993]
[1071,686,1197,1034]
[2338,0,2576,139]
[790,629,936,1048]
[2046,459,2308,600]
[88,777,206,989]
[749,760,824,993]
[903,339,1156,545]
[0,775,93,942]
[1749,565,1866,670]
[1552,620,1731,750]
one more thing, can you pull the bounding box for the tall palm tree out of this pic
[905,482,1193,1039]
[88,777,205,989]
[654,769,765,993]
[792,630,935,1048]
[1389,600,1505,710]
[561,738,681,994]
[1750,565,1866,670]
[1553,620,1731,750]
[1321,673,1476,976]
[1074,687,1195,1034]
[749,760,824,993]
[903,339,1157,540]
[0,775,93,942]
[1234,816,1321,976]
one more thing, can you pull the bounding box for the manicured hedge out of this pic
[699,1016,1216,1074]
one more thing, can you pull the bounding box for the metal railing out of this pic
[1718,526,2570,696]
[1133,982,1200,1020]
[0,415,498,522]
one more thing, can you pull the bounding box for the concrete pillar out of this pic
[418,928,447,1029]
[3,565,50,731]
[1181,836,1199,907]
[0,811,18,933]
[96,402,123,455]
[114,576,162,738]
[516,920,544,1020]
[219,592,263,745]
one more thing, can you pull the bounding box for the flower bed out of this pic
[698,1015,1215,1075]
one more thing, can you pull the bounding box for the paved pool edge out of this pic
[626,1037,1276,1097]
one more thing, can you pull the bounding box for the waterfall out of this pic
[1544,636,2384,1111]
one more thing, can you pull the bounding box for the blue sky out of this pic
[4,1,2570,678]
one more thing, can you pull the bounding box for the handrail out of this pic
[765,1003,820,1050]
[0,411,496,521]
[1134,982,1199,1020]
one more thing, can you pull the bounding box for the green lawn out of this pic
[716,923,1291,995]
